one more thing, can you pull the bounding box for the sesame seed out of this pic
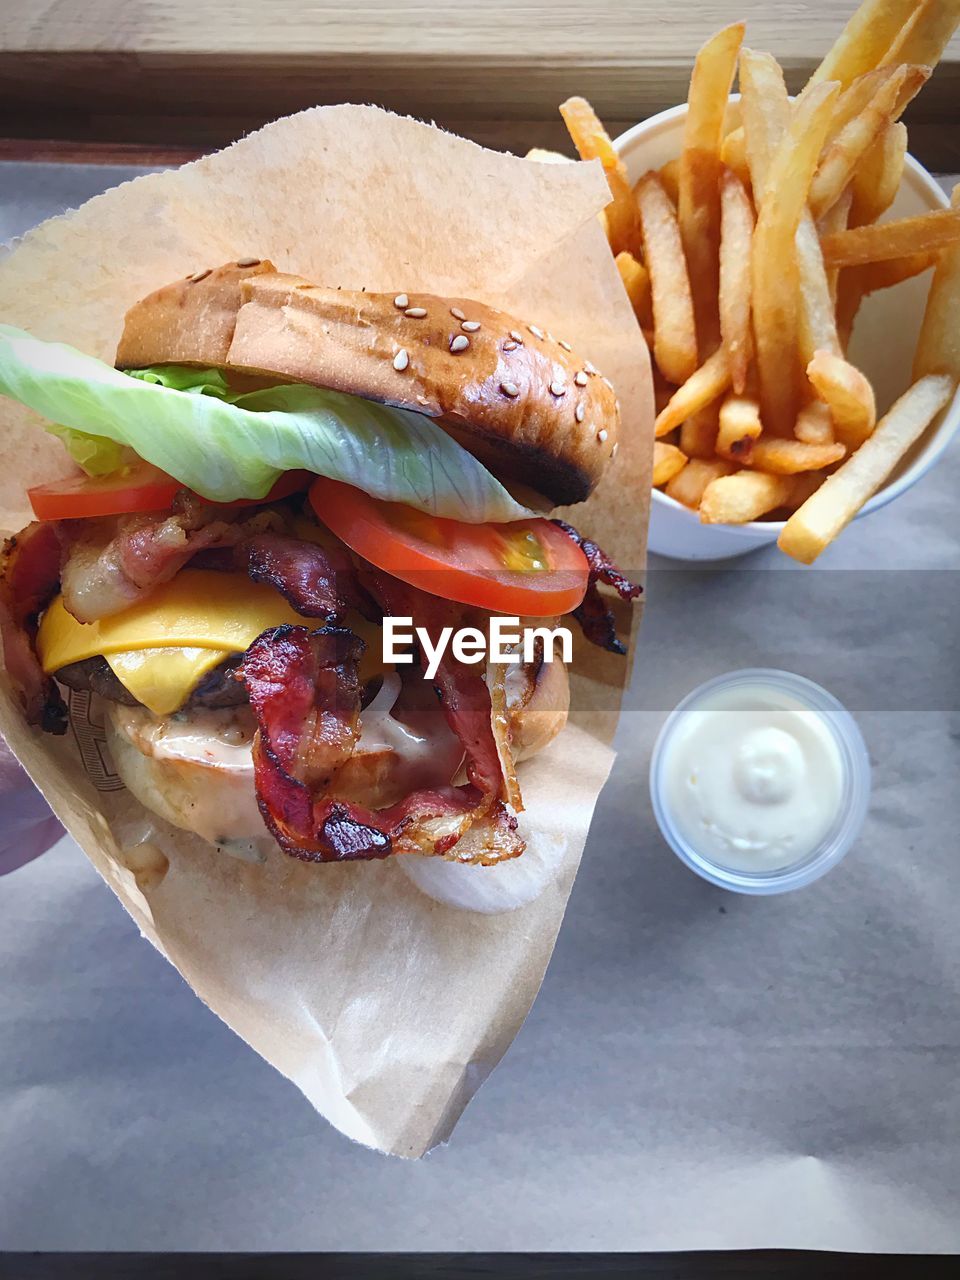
[236,257,261,268]
[503,341,518,351]
[451,307,466,320]
[501,381,520,397]
[559,339,572,351]
[509,330,524,344]
[461,320,481,332]
[574,371,588,387]
[547,332,556,343]
[450,335,470,353]
[394,294,409,309]
[393,348,410,372]
[575,402,585,422]
[529,325,544,339]
[405,306,427,317]
[189,268,212,282]
[549,380,566,397]
[597,428,608,443]
[584,360,597,375]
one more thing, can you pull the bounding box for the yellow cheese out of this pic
[106,647,232,716]
[37,568,388,714]
[37,570,310,674]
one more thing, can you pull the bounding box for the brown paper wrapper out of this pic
[0,106,652,1156]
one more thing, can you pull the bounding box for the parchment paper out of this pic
[0,110,653,1157]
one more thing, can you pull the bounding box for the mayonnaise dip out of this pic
[658,681,846,872]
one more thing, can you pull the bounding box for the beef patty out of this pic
[54,653,247,710]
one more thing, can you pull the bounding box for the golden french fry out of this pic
[525,148,572,164]
[826,66,900,142]
[808,66,927,220]
[655,345,731,437]
[653,441,689,487]
[738,48,791,199]
[786,470,829,510]
[678,23,745,348]
[817,188,854,306]
[914,185,960,381]
[822,209,960,267]
[636,170,699,385]
[779,374,955,562]
[749,438,847,474]
[719,167,755,393]
[665,457,736,509]
[680,404,721,459]
[795,400,836,445]
[807,349,878,447]
[719,128,751,190]
[559,97,642,257]
[850,121,908,228]
[881,0,960,69]
[752,81,840,437]
[797,211,842,363]
[806,0,924,89]
[615,251,653,329]
[659,158,681,206]
[700,470,795,523]
[717,392,763,462]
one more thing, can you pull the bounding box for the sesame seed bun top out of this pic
[115,260,620,506]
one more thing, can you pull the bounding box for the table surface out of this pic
[1,1,959,169]
[1,160,959,1254]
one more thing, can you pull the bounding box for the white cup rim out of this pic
[614,98,960,536]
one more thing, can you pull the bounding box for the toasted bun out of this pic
[116,261,619,505]
[104,659,568,850]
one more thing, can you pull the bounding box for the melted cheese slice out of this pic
[38,570,313,715]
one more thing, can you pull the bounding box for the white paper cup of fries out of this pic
[613,99,959,562]
[558,2,960,565]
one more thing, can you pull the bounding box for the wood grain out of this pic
[0,2,957,165]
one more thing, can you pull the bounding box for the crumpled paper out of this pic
[0,104,652,1156]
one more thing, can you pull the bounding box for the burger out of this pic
[0,259,639,899]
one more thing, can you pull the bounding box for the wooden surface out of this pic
[0,1,958,168]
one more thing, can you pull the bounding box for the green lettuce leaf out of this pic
[0,326,533,522]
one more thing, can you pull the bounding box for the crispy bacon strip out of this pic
[0,522,67,732]
[235,533,374,621]
[552,519,642,655]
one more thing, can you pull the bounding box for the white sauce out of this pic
[660,683,845,871]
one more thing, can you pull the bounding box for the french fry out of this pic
[749,438,847,474]
[665,457,736,509]
[559,97,643,257]
[659,157,681,206]
[807,348,878,447]
[654,346,731,437]
[738,48,791,198]
[615,251,653,328]
[850,120,908,227]
[525,148,572,164]
[880,0,960,69]
[786,470,828,510]
[779,374,954,562]
[914,185,960,381]
[719,128,751,190]
[826,66,899,142]
[700,470,795,523]
[806,0,924,89]
[817,188,853,306]
[636,170,699,385]
[795,400,836,445]
[653,441,689,487]
[717,392,763,462]
[719,167,755,393]
[678,23,745,348]
[797,211,842,362]
[822,209,960,267]
[808,65,928,220]
[752,81,840,437]
[681,404,721,459]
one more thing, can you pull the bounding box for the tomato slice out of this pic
[309,477,589,617]
[28,466,312,521]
